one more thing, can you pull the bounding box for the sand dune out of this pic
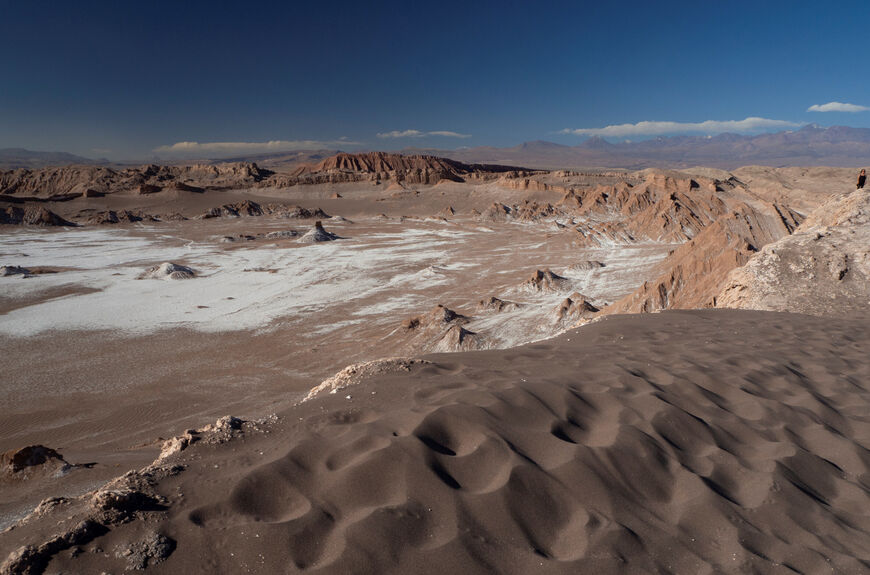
[5,310,869,574]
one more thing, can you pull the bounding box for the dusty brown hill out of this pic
[398,304,484,353]
[553,293,600,325]
[0,206,76,226]
[83,210,154,225]
[0,163,271,201]
[522,270,571,293]
[285,152,529,186]
[477,296,521,313]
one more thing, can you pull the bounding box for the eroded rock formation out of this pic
[400,304,483,352]
[716,189,870,316]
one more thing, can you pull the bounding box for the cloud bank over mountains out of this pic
[377,130,471,139]
[153,139,360,158]
[560,117,800,138]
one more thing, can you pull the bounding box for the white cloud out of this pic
[560,117,800,138]
[377,130,425,138]
[153,139,360,157]
[807,101,869,113]
[377,129,471,139]
[428,130,472,138]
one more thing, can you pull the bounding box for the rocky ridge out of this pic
[0,163,271,201]
[605,202,802,314]
[715,188,870,316]
[0,153,531,210]
[283,152,528,186]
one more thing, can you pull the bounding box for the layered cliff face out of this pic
[716,189,870,316]
[605,202,802,313]
[300,152,470,175]
[284,152,524,185]
[0,162,270,200]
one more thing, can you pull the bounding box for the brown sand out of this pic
[4,309,869,574]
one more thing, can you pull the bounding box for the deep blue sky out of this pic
[2,0,869,160]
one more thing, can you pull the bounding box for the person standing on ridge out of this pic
[858,169,866,189]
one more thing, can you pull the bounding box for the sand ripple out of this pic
[16,309,870,574]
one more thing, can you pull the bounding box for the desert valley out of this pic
[1,150,869,573]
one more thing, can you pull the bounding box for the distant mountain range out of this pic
[411,125,870,170]
[0,148,103,170]
[4,125,870,170]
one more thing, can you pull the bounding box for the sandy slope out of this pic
[4,310,869,574]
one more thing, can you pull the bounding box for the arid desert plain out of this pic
[2,153,869,574]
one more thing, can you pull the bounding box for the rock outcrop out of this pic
[198,200,264,219]
[0,206,75,226]
[306,358,431,400]
[137,263,196,280]
[553,293,599,325]
[566,260,605,273]
[400,304,483,352]
[521,269,571,293]
[479,203,512,222]
[0,265,30,277]
[273,205,330,219]
[82,210,151,225]
[716,189,870,316]
[477,296,521,312]
[1,445,69,476]
[196,202,328,221]
[567,174,734,245]
[298,221,340,243]
[263,230,299,240]
[492,171,781,246]
[1,414,252,575]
